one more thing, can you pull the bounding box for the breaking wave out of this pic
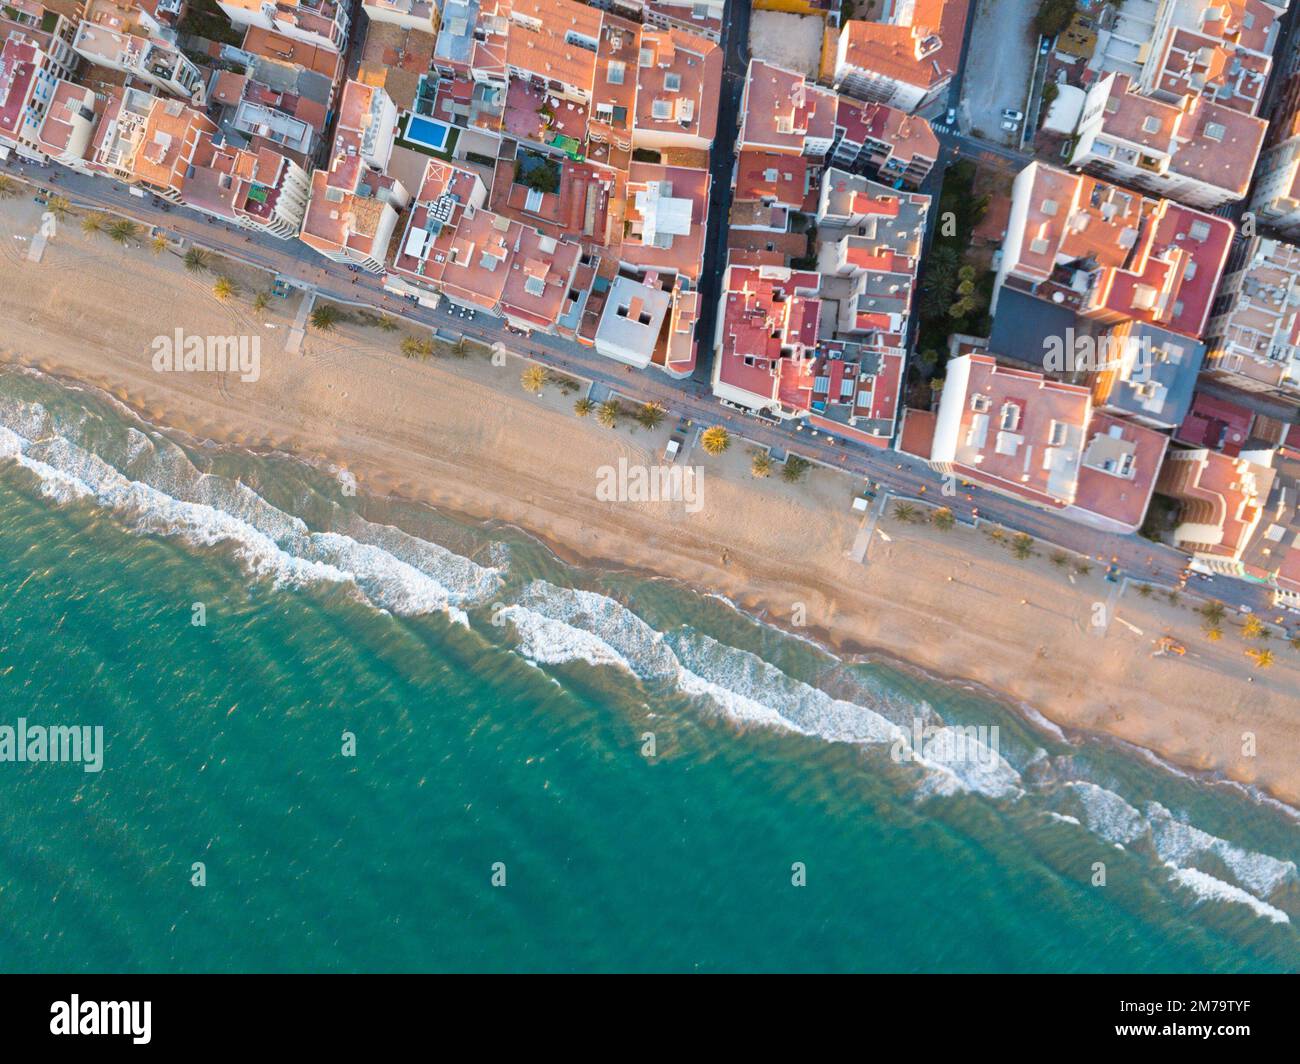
[0,398,500,620]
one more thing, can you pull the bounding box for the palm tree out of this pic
[1136,583,1153,598]
[700,426,730,456]
[183,248,209,273]
[521,365,547,393]
[81,213,107,237]
[750,450,772,478]
[1242,616,1266,640]
[1199,600,1226,625]
[451,338,471,358]
[309,303,342,332]
[151,233,169,255]
[1290,635,1300,652]
[1166,590,1181,605]
[212,276,238,302]
[573,396,595,418]
[636,402,666,431]
[374,314,398,333]
[1011,533,1034,560]
[1074,562,1092,578]
[782,454,811,483]
[45,195,71,219]
[0,175,18,199]
[1203,621,1223,642]
[892,501,919,524]
[931,506,956,531]
[106,218,139,244]
[252,291,271,313]
[1050,551,1069,568]
[596,399,622,428]
[1247,647,1275,670]
[401,336,433,360]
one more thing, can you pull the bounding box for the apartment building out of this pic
[993,162,1233,341]
[710,261,823,413]
[621,162,709,281]
[1203,235,1300,402]
[816,169,928,345]
[183,134,312,238]
[831,2,968,114]
[738,59,837,157]
[217,0,351,53]
[0,29,79,161]
[361,0,440,33]
[74,0,206,104]
[830,95,938,188]
[644,0,724,42]
[1069,71,1266,209]
[913,353,1167,532]
[300,81,409,272]
[594,271,674,368]
[631,27,721,153]
[1156,443,1297,602]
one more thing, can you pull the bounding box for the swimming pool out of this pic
[405,115,452,152]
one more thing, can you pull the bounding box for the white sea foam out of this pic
[503,580,1023,798]
[1145,802,1296,899]
[1062,782,1296,920]
[1062,781,1147,845]
[1166,865,1291,925]
[0,402,500,619]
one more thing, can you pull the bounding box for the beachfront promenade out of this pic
[0,153,1278,623]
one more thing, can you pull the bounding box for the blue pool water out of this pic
[405,115,451,151]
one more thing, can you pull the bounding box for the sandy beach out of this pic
[3,202,1299,805]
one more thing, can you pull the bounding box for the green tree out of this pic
[151,233,169,255]
[892,501,919,524]
[573,396,595,418]
[45,195,71,219]
[596,399,622,428]
[81,213,107,237]
[1199,600,1226,625]
[1011,533,1035,559]
[252,291,271,312]
[782,454,811,483]
[1242,616,1266,640]
[183,248,209,273]
[212,276,238,302]
[1247,647,1275,669]
[402,336,434,360]
[750,450,772,478]
[932,506,955,531]
[106,219,139,244]
[309,303,342,332]
[636,402,666,431]
[521,365,547,393]
[700,426,730,456]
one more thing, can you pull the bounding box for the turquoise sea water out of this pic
[0,365,1296,973]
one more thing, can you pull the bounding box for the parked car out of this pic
[1002,108,1025,122]
[945,106,957,127]
[1040,36,1054,55]
[1000,119,1019,132]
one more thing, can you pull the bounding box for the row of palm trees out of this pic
[892,501,959,533]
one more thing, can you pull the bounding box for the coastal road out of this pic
[0,154,1287,626]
